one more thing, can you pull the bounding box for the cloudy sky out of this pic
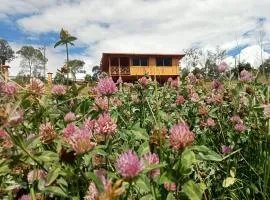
[1,0,270,76]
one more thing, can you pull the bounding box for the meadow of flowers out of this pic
[0,65,270,200]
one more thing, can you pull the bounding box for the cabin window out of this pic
[111,57,119,66]
[156,57,172,66]
[132,58,148,66]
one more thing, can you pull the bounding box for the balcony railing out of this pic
[111,66,130,75]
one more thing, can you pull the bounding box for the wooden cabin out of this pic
[100,53,185,82]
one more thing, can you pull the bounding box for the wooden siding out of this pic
[109,57,179,76]
[130,57,179,76]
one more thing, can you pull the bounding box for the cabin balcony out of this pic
[111,65,130,75]
[110,65,179,76]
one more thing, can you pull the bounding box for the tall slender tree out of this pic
[0,39,15,65]
[17,46,46,81]
[54,29,77,80]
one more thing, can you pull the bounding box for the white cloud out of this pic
[1,0,270,75]
[224,45,270,68]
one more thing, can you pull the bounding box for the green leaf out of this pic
[135,177,151,194]
[111,111,118,123]
[143,163,167,174]
[84,172,104,192]
[91,147,107,156]
[57,177,68,188]
[191,145,222,162]
[159,172,174,184]
[38,151,59,162]
[79,99,91,114]
[166,193,176,200]
[130,126,149,141]
[222,177,236,188]
[138,141,150,156]
[38,179,45,190]
[140,194,154,200]
[68,36,77,42]
[182,180,206,200]
[197,152,222,162]
[230,167,236,178]
[180,149,196,175]
[46,167,61,186]
[54,40,63,48]
[0,161,10,175]
[25,135,40,149]
[208,107,219,118]
[45,186,68,197]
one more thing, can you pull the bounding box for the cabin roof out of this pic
[0,65,10,69]
[101,52,185,71]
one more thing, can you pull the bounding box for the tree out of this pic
[84,74,93,82]
[0,39,15,65]
[192,67,205,76]
[230,61,253,79]
[54,29,77,80]
[204,46,227,79]
[17,46,47,80]
[68,59,85,81]
[255,29,267,77]
[259,58,270,77]
[181,68,190,79]
[182,48,203,71]
[182,46,226,79]
[53,72,66,84]
[92,65,101,81]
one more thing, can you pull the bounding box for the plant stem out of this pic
[150,181,157,200]
[30,186,36,200]
[125,182,132,200]
[107,96,110,111]
[146,98,157,124]
[6,131,47,172]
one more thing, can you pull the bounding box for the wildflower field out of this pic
[0,69,270,200]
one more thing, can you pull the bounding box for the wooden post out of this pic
[129,57,132,75]
[0,65,10,82]
[47,72,53,91]
[118,57,120,77]
[129,57,132,67]
[4,67,8,82]
[154,58,157,81]
[109,57,111,76]
[177,75,180,84]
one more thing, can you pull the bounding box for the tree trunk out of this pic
[66,43,69,82]
[261,45,266,79]
[29,60,32,82]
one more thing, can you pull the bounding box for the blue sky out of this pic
[1,0,270,75]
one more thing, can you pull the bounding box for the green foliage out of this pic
[182,180,206,200]
[84,74,93,82]
[0,39,15,65]
[68,59,85,80]
[16,46,47,79]
[0,73,270,199]
[92,65,101,81]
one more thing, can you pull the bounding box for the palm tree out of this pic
[54,28,77,80]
